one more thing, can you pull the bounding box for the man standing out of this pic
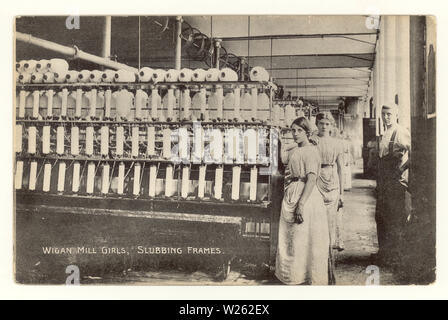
[375,103,411,266]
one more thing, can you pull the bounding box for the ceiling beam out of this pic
[220,32,378,41]
[269,66,373,70]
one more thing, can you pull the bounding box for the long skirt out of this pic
[344,163,352,190]
[275,181,330,285]
[317,166,343,250]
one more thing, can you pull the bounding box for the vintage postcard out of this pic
[13,14,436,287]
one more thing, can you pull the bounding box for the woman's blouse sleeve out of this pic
[303,148,319,176]
[335,139,345,161]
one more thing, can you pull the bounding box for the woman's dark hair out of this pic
[315,111,335,126]
[291,117,312,136]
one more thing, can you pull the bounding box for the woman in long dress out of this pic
[275,117,330,285]
[315,112,345,284]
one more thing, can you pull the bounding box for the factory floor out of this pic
[99,159,400,286]
[15,160,403,286]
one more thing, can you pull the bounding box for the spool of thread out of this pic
[90,70,103,83]
[86,162,95,194]
[198,165,206,199]
[214,166,223,199]
[148,165,157,197]
[65,70,79,83]
[42,125,50,154]
[15,161,23,190]
[101,126,109,156]
[138,67,154,82]
[117,162,125,195]
[178,127,189,162]
[163,128,172,159]
[43,162,51,192]
[250,87,258,120]
[31,72,44,83]
[284,105,296,127]
[46,90,54,118]
[249,166,258,201]
[165,69,180,82]
[57,162,66,192]
[192,68,206,82]
[15,124,22,153]
[28,126,37,154]
[192,125,204,164]
[104,89,112,118]
[23,60,37,73]
[32,90,40,119]
[56,126,64,155]
[179,68,193,82]
[102,70,116,82]
[135,89,148,120]
[181,167,189,199]
[147,127,156,157]
[279,105,286,127]
[132,126,139,157]
[29,161,37,191]
[60,88,68,118]
[258,92,270,122]
[114,69,136,83]
[219,68,238,81]
[72,162,80,193]
[74,89,82,118]
[18,73,31,84]
[205,68,220,82]
[240,91,251,121]
[85,126,94,156]
[210,129,223,163]
[89,89,97,119]
[165,165,174,197]
[199,88,210,121]
[133,163,141,196]
[150,88,160,119]
[249,66,269,82]
[116,126,124,156]
[181,89,192,120]
[115,89,133,120]
[152,69,166,84]
[48,58,69,74]
[78,70,91,83]
[165,88,175,121]
[245,129,257,164]
[43,72,55,83]
[215,86,224,120]
[71,126,79,155]
[18,90,28,118]
[16,60,27,73]
[36,59,50,73]
[101,164,110,194]
[231,166,242,200]
[273,104,281,126]
[54,71,67,83]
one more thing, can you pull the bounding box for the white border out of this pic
[1,0,446,300]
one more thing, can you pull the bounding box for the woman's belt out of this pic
[290,177,307,183]
[321,164,334,168]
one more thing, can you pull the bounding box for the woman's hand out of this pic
[295,201,305,224]
[338,195,344,210]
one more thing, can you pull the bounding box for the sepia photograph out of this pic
[13,14,436,286]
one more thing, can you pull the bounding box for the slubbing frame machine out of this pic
[14,39,287,280]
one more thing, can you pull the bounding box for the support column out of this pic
[175,16,182,70]
[395,15,411,130]
[102,16,112,60]
[384,16,397,105]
